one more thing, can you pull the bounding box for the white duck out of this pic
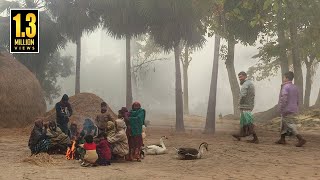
[143,136,168,155]
[174,142,208,160]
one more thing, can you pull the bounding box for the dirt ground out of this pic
[0,119,320,180]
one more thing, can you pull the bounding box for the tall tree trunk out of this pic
[174,44,184,132]
[315,88,320,107]
[132,71,138,100]
[277,0,289,75]
[225,39,240,116]
[304,60,312,108]
[289,19,304,109]
[204,35,220,134]
[183,46,189,115]
[126,35,133,109]
[75,35,81,94]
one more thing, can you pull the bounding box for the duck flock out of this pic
[142,136,209,160]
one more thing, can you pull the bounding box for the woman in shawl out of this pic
[129,102,146,162]
[118,107,132,160]
[107,119,129,159]
[46,121,71,154]
[28,118,50,155]
[79,119,98,142]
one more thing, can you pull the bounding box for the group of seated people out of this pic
[28,96,146,167]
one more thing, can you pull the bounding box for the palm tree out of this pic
[93,0,148,108]
[138,0,207,131]
[45,0,100,95]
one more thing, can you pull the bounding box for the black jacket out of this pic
[55,101,73,125]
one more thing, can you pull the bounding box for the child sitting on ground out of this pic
[77,119,98,160]
[96,132,111,166]
[79,135,98,167]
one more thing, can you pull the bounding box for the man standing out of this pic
[232,71,259,143]
[276,71,306,147]
[55,94,73,137]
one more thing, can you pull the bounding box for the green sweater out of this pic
[129,108,145,136]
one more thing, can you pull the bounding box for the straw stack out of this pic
[44,93,117,129]
[0,51,46,128]
[263,108,320,130]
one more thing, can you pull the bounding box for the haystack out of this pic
[44,93,117,129]
[0,51,46,128]
[261,108,320,130]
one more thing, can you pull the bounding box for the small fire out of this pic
[66,140,76,160]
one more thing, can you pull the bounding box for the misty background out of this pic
[50,27,320,116]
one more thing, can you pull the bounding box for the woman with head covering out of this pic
[107,119,129,159]
[96,132,111,166]
[129,102,146,162]
[118,107,132,160]
[46,120,71,154]
[79,119,98,142]
[28,118,50,155]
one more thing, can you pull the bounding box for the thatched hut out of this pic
[0,51,46,128]
[44,93,117,129]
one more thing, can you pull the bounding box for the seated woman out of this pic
[118,107,133,161]
[106,119,116,139]
[46,121,71,154]
[79,119,98,143]
[28,118,50,155]
[107,119,129,160]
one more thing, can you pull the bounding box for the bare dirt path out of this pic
[0,120,319,180]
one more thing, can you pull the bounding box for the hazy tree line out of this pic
[1,0,320,133]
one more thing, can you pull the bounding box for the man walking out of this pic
[232,71,259,143]
[276,71,306,147]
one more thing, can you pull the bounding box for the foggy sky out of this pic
[50,28,320,117]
